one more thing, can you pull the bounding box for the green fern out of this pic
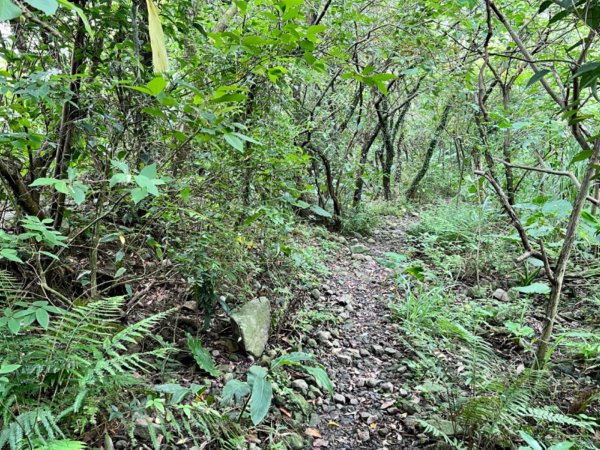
[0,408,63,450]
[416,418,468,450]
[519,406,597,432]
[0,280,176,448]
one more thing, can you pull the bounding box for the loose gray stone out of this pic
[311,289,321,301]
[372,344,384,355]
[366,378,379,388]
[334,393,346,404]
[336,354,352,365]
[359,348,370,357]
[316,331,332,343]
[230,297,271,357]
[182,300,198,312]
[381,382,394,392]
[357,430,370,442]
[366,414,378,424]
[493,288,510,302]
[399,388,409,397]
[350,244,369,254]
[385,347,398,356]
[292,379,309,394]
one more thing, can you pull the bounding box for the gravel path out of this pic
[300,217,424,449]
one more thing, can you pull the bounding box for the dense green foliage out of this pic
[0,0,599,448]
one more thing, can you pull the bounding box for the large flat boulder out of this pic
[230,297,271,357]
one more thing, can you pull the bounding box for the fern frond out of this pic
[106,308,176,353]
[518,406,597,432]
[0,269,23,306]
[0,408,63,450]
[416,418,468,450]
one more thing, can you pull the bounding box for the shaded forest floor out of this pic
[295,215,421,449]
[120,206,599,449]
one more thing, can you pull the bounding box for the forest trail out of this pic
[301,217,419,450]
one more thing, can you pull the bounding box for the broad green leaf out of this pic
[241,35,271,46]
[115,267,126,278]
[271,352,314,369]
[147,76,167,95]
[249,372,272,425]
[538,1,552,13]
[131,187,148,204]
[247,365,268,388]
[304,366,333,395]
[35,308,50,329]
[24,0,58,15]
[518,431,544,450]
[513,283,551,295]
[187,334,220,377]
[140,163,158,179]
[526,69,550,88]
[134,175,160,196]
[0,0,21,21]
[7,318,20,334]
[71,184,86,205]
[309,205,332,218]
[224,133,244,151]
[30,177,58,186]
[0,249,23,263]
[57,0,93,36]
[54,181,69,194]
[542,199,572,219]
[404,265,425,280]
[221,379,251,405]
[109,173,128,187]
[570,150,593,165]
[0,364,20,374]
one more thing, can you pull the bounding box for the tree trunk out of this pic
[52,1,88,228]
[406,104,451,199]
[534,140,600,367]
[353,123,381,207]
[377,99,394,201]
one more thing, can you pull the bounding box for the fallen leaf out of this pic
[327,421,340,427]
[313,439,329,447]
[369,422,377,430]
[304,428,321,438]
[279,407,292,418]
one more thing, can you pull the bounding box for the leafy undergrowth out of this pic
[382,200,600,449]
[0,219,338,450]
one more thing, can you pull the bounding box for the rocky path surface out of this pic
[299,217,421,450]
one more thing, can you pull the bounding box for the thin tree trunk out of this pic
[377,99,394,201]
[406,104,451,199]
[353,124,381,207]
[535,140,600,366]
[212,3,239,33]
[52,2,87,228]
[502,90,515,204]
